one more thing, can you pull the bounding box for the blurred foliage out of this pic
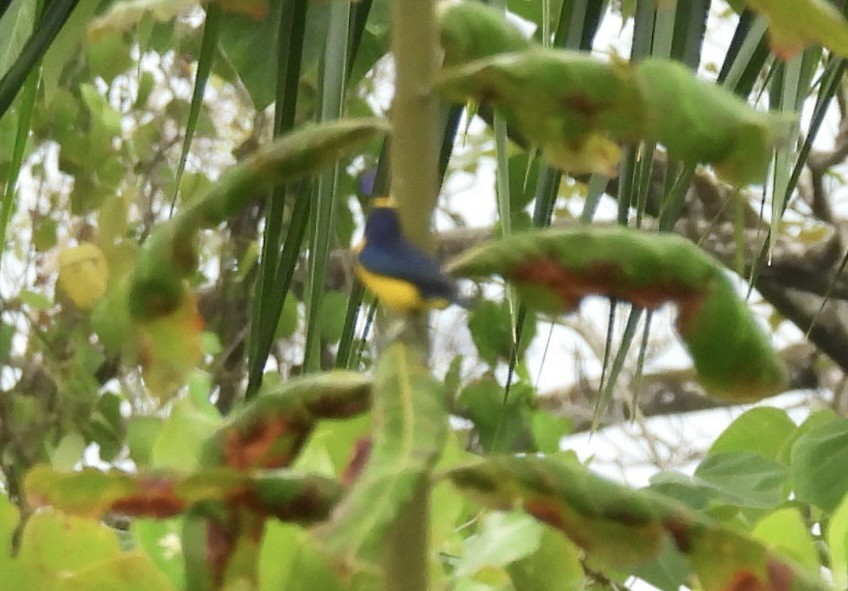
[0,0,848,590]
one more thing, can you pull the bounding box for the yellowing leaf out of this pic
[828,491,848,589]
[139,290,203,398]
[752,507,820,571]
[57,242,109,310]
[745,0,848,59]
[545,132,621,177]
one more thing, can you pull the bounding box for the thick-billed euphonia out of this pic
[354,197,461,311]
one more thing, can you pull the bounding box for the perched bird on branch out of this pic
[354,197,465,312]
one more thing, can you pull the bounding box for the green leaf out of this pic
[152,398,221,470]
[530,411,571,454]
[70,172,107,215]
[318,291,348,344]
[790,418,848,512]
[0,493,20,557]
[259,523,377,591]
[468,299,536,365]
[80,83,122,136]
[85,30,133,83]
[708,407,796,463]
[132,518,186,590]
[4,509,174,590]
[457,377,533,453]
[90,278,134,357]
[828,490,848,589]
[33,216,57,252]
[85,392,127,463]
[275,292,300,339]
[448,226,787,402]
[127,416,163,466]
[507,528,584,591]
[0,107,18,164]
[314,343,447,570]
[630,537,691,591]
[295,414,371,477]
[0,0,36,79]
[54,552,177,591]
[216,0,284,109]
[647,470,723,513]
[51,432,86,471]
[20,289,53,310]
[454,512,543,579]
[693,452,787,510]
[41,0,101,106]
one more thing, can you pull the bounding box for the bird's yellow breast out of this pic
[354,265,448,311]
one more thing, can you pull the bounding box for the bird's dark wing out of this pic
[358,239,458,300]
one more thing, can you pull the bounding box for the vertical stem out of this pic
[383,479,429,591]
[390,0,440,250]
[383,0,440,589]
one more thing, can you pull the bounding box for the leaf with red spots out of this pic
[448,226,786,402]
[24,465,342,523]
[686,525,824,591]
[314,343,447,571]
[25,465,143,519]
[447,455,685,569]
[436,46,790,184]
[201,370,372,470]
[446,456,827,591]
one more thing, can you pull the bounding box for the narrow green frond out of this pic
[594,306,642,430]
[303,0,351,372]
[169,3,221,215]
[246,0,309,398]
[0,56,38,275]
[719,12,769,94]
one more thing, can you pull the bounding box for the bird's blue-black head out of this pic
[364,199,402,246]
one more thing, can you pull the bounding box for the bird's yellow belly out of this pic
[355,266,447,311]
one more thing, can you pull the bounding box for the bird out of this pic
[354,197,462,312]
